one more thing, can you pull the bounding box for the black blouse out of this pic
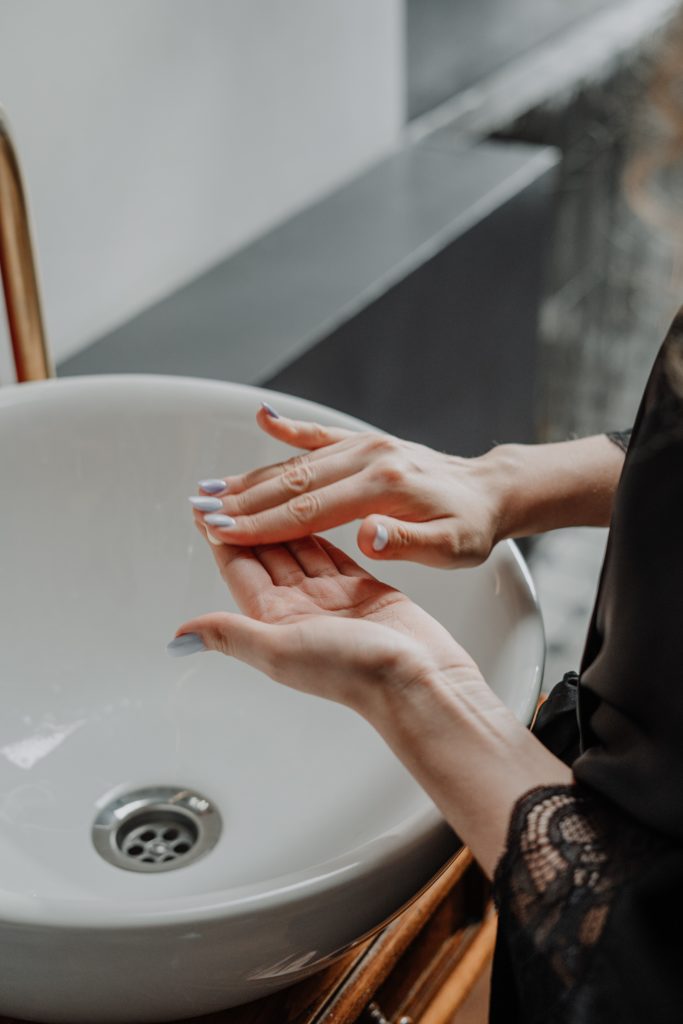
[490,313,683,1022]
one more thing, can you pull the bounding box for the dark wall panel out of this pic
[265,172,555,457]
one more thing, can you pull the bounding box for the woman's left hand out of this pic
[171,530,573,880]
[170,532,483,719]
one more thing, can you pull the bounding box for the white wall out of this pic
[0,0,404,379]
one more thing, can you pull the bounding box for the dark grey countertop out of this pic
[59,134,556,385]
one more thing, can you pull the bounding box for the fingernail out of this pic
[167,633,207,657]
[198,478,228,494]
[372,523,389,552]
[204,513,236,528]
[189,496,223,511]
[261,401,280,419]
[206,527,224,546]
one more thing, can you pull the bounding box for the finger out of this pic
[197,477,229,496]
[285,537,339,577]
[224,448,369,518]
[315,536,373,578]
[202,541,274,611]
[357,515,460,568]
[256,404,355,448]
[168,612,284,679]
[224,435,360,495]
[203,472,385,547]
[253,544,306,585]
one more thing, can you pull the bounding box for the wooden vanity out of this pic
[186,847,494,1024]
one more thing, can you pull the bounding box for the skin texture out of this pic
[194,408,625,564]
[175,531,572,878]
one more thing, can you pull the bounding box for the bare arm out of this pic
[491,433,626,538]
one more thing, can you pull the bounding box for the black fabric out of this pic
[490,312,683,1021]
[605,428,632,453]
[575,315,683,836]
[531,672,581,767]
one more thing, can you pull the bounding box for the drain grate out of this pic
[92,787,221,873]
[118,810,199,865]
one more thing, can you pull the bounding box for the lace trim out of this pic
[493,783,667,1008]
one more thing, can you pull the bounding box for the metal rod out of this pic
[0,106,52,382]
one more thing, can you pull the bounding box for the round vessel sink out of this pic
[0,376,543,1023]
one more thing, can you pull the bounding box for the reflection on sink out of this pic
[0,376,543,1023]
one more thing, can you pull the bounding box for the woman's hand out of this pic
[169,529,572,878]
[192,406,506,568]
[192,406,627,563]
[170,532,482,717]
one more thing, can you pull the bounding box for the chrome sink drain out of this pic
[92,786,222,873]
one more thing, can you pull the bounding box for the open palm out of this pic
[175,532,480,714]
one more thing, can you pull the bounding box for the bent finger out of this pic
[357,515,461,568]
[256,404,355,449]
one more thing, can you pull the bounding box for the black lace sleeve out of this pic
[490,784,675,1023]
[605,428,632,452]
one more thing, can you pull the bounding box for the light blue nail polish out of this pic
[372,523,389,552]
[167,633,207,657]
[198,479,228,494]
[204,513,236,528]
[188,496,223,511]
[261,401,280,419]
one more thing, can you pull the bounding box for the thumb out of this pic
[167,612,283,677]
[357,515,459,568]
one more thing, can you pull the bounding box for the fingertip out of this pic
[260,400,280,420]
[372,522,389,553]
[166,631,208,658]
[357,517,387,559]
[205,526,224,546]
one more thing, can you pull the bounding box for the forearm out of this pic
[485,434,626,540]
[370,670,573,879]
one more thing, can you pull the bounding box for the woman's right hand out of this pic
[194,406,507,568]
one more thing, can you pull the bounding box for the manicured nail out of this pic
[198,478,228,494]
[188,496,223,511]
[261,401,280,419]
[204,513,236,528]
[206,527,224,546]
[372,523,389,552]
[167,633,207,657]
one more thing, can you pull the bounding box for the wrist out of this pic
[476,443,530,543]
[365,663,573,877]
[479,435,625,539]
[366,658,492,738]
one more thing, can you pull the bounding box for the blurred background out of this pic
[2,0,683,683]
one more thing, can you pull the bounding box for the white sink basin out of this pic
[0,376,543,1023]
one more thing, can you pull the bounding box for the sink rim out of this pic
[0,373,544,930]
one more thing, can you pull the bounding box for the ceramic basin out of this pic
[0,376,543,1023]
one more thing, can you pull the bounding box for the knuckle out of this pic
[373,457,406,489]
[367,434,400,456]
[282,460,314,494]
[230,490,252,514]
[305,422,329,446]
[391,523,414,550]
[287,491,322,524]
[437,524,482,564]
